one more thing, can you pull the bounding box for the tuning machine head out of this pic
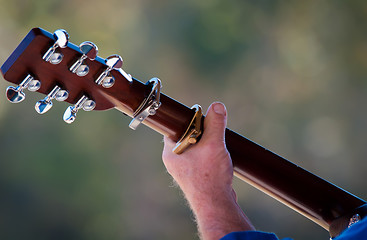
[43,29,69,64]
[6,74,40,103]
[69,41,98,77]
[63,95,96,124]
[95,55,123,88]
[35,85,69,114]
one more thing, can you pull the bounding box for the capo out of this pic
[173,104,203,154]
[129,78,162,130]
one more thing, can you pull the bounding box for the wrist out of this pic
[186,189,255,239]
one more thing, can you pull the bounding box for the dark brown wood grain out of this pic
[226,129,367,236]
[1,27,366,238]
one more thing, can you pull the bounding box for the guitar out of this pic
[1,27,366,238]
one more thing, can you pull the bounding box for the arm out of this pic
[162,102,255,240]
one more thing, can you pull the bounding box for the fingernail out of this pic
[213,103,226,116]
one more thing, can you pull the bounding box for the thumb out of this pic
[201,102,227,143]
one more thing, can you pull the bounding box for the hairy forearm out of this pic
[186,188,255,240]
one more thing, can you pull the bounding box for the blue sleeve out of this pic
[220,231,292,240]
[335,217,367,239]
[220,217,367,240]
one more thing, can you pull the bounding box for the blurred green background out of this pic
[1,0,367,239]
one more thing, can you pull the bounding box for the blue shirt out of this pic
[220,217,367,240]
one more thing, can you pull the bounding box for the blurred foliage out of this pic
[0,0,367,239]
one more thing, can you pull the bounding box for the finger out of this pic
[163,136,176,148]
[232,189,238,201]
[201,102,227,143]
[163,136,176,155]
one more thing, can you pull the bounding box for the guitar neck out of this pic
[111,77,366,236]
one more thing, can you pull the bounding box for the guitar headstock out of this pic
[1,27,197,144]
[1,27,135,123]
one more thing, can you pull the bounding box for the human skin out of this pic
[162,102,255,240]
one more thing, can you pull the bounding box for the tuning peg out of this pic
[43,29,69,64]
[95,55,123,88]
[69,41,98,77]
[6,74,40,103]
[63,95,96,124]
[35,85,69,114]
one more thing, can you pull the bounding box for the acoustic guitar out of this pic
[1,27,366,238]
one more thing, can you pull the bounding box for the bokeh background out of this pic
[0,0,367,239]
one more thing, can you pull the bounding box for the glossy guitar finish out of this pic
[1,28,366,238]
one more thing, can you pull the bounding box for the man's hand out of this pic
[162,102,254,240]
